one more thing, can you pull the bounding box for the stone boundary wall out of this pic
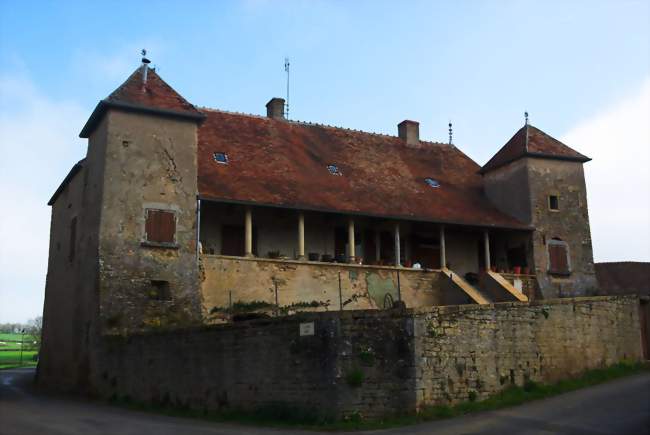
[92,295,642,418]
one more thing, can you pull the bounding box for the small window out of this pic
[69,217,77,262]
[213,152,228,164]
[327,164,342,176]
[145,209,176,244]
[424,178,440,188]
[149,280,171,301]
[549,195,559,211]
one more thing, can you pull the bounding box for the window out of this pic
[149,280,171,301]
[213,152,228,164]
[548,239,570,275]
[145,209,176,244]
[69,217,77,262]
[424,178,440,188]
[327,164,342,176]
[548,195,559,211]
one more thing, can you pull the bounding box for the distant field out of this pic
[0,333,39,369]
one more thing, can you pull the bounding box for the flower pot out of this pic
[513,266,522,275]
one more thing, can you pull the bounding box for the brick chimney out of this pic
[398,120,419,146]
[266,98,285,120]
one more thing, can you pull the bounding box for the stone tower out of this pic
[82,65,206,331]
[481,124,598,298]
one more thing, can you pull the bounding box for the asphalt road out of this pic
[1,368,649,435]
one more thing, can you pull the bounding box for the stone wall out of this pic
[200,255,444,319]
[92,296,642,419]
[413,295,640,407]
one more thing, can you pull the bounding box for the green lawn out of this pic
[0,350,38,369]
[0,333,39,369]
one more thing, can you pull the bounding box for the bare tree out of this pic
[26,316,43,350]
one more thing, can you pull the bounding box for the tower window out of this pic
[548,195,559,211]
[149,280,171,301]
[213,152,228,164]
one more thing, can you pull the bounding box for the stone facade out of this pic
[92,296,641,419]
[97,110,203,333]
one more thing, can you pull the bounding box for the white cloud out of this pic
[0,75,87,323]
[562,77,650,263]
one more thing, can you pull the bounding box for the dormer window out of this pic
[327,164,341,176]
[213,152,228,164]
[424,178,440,188]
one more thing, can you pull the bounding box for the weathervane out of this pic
[141,49,151,85]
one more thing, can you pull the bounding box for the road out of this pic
[1,368,648,434]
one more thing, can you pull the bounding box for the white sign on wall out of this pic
[299,322,315,336]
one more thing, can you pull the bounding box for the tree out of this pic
[25,316,42,350]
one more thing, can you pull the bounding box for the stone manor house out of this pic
[42,60,598,349]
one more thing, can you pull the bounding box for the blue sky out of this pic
[1,0,648,323]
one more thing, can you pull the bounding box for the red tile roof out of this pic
[595,262,650,296]
[480,125,590,173]
[105,67,201,116]
[79,67,204,138]
[197,109,530,229]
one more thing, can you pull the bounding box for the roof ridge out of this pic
[199,106,449,146]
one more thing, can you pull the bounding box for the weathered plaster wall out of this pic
[526,158,598,297]
[445,232,480,277]
[200,256,444,318]
[98,110,202,332]
[92,296,641,419]
[483,158,532,223]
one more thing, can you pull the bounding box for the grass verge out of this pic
[110,360,649,431]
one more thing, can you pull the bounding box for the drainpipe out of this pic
[196,198,201,261]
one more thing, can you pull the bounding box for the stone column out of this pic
[245,206,253,257]
[394,222,401,267]
[484,229,491,271]
[348,218,356,263]
[297,212,305,260]
[440,225,446,269]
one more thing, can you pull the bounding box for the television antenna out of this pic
[284,57,290,119]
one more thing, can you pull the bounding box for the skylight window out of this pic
[327,164,342,176]
[213,152,228,164]
[424,178,440,188]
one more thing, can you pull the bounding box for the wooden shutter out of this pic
[549,244,569,274]
[145,209,176,243]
